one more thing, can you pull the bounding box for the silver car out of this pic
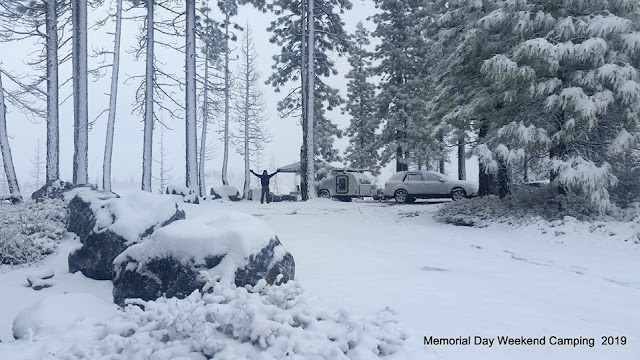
[383,171,478,203]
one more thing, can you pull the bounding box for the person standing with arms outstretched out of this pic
[251,169,280,204]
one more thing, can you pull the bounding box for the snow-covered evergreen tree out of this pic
[426,0,507,191]
[343,22,379,174]
[478,0,640,210]
[267,0,350,199]
[372,0,435,172]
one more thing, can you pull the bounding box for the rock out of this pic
[31,179,75,202]
[166,185,202,203]
[27,269,55,288]
[30,279,56,290]
[112,211,295,305]
[67,189,185,280]
[209,187,222,200]
[66,188,119,243]
[211,185,241,201]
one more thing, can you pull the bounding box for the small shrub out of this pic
[0,199,68,265]
[434,185,599,227]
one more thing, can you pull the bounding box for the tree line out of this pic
[1,0,639,210]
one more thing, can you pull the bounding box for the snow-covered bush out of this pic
[0,199,67,265]
[434,185,597,227]
[9,279,406,359]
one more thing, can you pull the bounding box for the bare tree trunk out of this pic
[498,157,510,199]
[141,0,154,191]
[0,72,21,200]
[395,145,405,172]
[199,55,209,197]
[242,59,250,199]
[45,0,59,182]
[158,126,168,193]
[72,0,89,185]
[457,135,466,180]
[185,0,198,191]
[300,0,308,200]
[102,0,123,192]
[478,121,492,196]
[523,151,529,183]
[304,0,316,200]
[221,11,231,186]
[439,137,445,174]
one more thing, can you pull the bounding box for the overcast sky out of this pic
[1,0,477,194]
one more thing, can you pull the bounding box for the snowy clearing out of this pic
[0,199,638,359]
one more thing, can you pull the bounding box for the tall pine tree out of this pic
[478,0,640,210]
[372,0,435,172]
[343,22,379,174]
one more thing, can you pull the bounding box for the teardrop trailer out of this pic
[276,161,381,202]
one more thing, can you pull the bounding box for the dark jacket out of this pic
[251,170,279,187]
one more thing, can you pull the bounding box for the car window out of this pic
[423,173,441,181]
[404,174,422,182]
[389,173,404,181]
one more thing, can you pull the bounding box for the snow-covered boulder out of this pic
[67,189,185,280]
[12,293,119,340]
[112,211,295,305]
[211,185,241,201]
[31,179,75,202]
[166,184,203,204]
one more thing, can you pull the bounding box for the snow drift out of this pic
[5,280,405,359]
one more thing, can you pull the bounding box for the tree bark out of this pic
[185,0,198,190]
[242,54,250,199]
[305,0,316,199]
[300,0,308,200]
[0,72,21,200]
[45,0,59,182]
[199,53,209,197]
[102,0,123,192]
[221,11,231,186]
[457,135,466,180]
[439,136,445,174]
[478,121,492,196]
[497,157,510,199]
[72,0,89,185]
[141,0,154,191]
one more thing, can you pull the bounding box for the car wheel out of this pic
[451,188,467,201]
[318,189,331,198]
[394,189,410,203]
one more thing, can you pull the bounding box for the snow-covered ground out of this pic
[0,198,638,359]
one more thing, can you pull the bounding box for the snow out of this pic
[12,293,118,339]
[0,200,638,359]
[212,184,240,199]
[114,211,277,282]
